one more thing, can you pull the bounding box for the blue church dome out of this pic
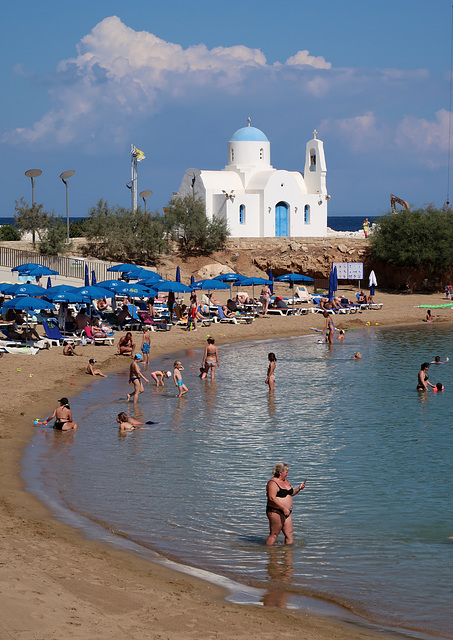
[229,126,269,142]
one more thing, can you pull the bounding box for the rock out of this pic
[197,264,230,279]
[337,244,348,253]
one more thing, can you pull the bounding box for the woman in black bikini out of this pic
[266,462,306,546]
[45,397,78,431]
[417,362,436,391]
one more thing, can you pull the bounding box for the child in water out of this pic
[433,383,444,392]
[173,361,188,397]
[116,412,144,431]
[150,370,172,386]
[265,352,277,391]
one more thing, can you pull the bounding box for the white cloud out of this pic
[320,112,388,151]
[285,50,331,70]
[2,16,332,146]
[395,109,450,161]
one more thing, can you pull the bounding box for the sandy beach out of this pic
[0,288,450,640]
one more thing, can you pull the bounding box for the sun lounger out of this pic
[43,320,82,346]
[267,307,298,316]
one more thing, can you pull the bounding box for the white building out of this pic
[177,120,329,238]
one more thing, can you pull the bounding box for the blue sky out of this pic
[1,0,452,219]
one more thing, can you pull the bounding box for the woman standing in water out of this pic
[417,362,436,391]
[265,352,277,391]
[266,463,306,546]
[201,337,219,380]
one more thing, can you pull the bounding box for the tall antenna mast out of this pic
[447,4,453,207]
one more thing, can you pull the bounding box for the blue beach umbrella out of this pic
[12,263,58,276]
[3,296,56,345]
[47,277,52,289]
[4,283,45,297]
[275,273,314,284]
[107,263,145,279]
[151,280,192,294]
[84,264,89,287]
[328,266,338,301]
[25,266,59,277]
[240,277,273,308]
[45,285,79,295]
[75,285,112,300]
[275,272,314,298]
[176,266,181,283]
[118,283,156,298]
[45,291,90,304]
[190,275,195,287]
[213,273,247,297]
[268,269,274,295]
[3,296,55,311]
[91,270,97,286]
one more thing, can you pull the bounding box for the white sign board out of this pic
[332,262,364,280]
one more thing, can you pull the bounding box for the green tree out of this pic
[163,194,229,255]
[370,207,453,272]
[14,197,52,246]
[83,199,170,264]
[39,217,70,255]
[0,223,21,241]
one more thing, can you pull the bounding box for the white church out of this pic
[177,119,329,238]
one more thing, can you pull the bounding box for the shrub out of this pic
[163,195,229,255]
[0,223,21,241]
[370,208,453,272]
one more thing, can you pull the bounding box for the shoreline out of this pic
[1,290,451,640]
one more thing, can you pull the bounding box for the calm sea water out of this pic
[23,325,452,639]
[1,216,379,233]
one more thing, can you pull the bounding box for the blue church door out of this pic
[275,202,288,236]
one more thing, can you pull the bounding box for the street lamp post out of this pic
[24,169,42,245]
[139,190,152,213]
[59,170,75,244]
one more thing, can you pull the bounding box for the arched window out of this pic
[259,148,264,160]
[304,205,310,224]
[239,204,246,224]
[309,148,316,172]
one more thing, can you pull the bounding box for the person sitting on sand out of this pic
[117,332,135,357]
[45,397,78,430]
[86,358,106,377]
[63,340,81,356]
[425,309,433,323]
[116,411,144,431]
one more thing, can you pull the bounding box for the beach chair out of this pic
[267,306,297,316]
[43,320,81,346]
[82,325,115,346]
[137,311,156,331]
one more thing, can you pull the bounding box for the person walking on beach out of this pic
[362,217,370,238]
[45,397,78,430]
[265,352,277,391]
[141,327,151,369]
[86,358,107,377]
[417,362,436,391]
[266,463,306,546]
[260,284,272,317]
[201,337,219,380]
[127,354,149,403]
[173,360,188,397]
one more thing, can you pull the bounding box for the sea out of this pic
[22,324,453,640]
[0,215,379,233]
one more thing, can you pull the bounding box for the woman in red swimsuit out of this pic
[265,462,306,546]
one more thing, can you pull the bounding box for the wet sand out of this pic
[0,289,449,640]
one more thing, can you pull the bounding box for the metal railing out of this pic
[0,246,111,282]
